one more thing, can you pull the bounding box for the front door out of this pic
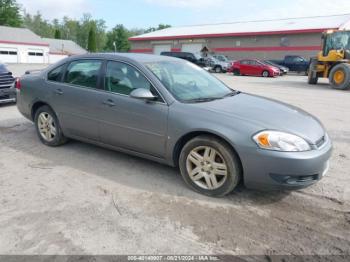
[47,59,104,141]
[98,60,168,158]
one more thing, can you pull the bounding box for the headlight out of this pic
[253,131,311,152]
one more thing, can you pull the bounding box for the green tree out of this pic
[145,24,171,33]
[0,0,22,27]
[87,24,97,52]
[105,24,130,52]
[23,11,54,37]
[54,28,61,39]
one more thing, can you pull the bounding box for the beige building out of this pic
[129,14,350,60]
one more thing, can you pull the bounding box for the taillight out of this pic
[15,78,21,90]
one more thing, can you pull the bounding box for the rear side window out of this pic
[64,60,102,89]
[48,65,64,82]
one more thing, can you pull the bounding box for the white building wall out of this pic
[0,43,49,64]
[49,54,68,64]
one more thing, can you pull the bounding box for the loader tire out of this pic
[329,63,350,90]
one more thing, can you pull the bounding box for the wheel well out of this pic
[31,101,49,120]
[173,131,243,171]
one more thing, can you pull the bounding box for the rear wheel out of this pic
[179,135,241,197]
[329,63,350,90]
[233,69,240,76]
[34,105,67,146]
[262,70,270,77]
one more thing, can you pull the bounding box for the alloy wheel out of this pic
[38,112,56,142]
[263,71,269,77]
[186,146,228,190]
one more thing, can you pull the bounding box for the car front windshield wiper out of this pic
[185,90,241,103]
[222,90,241,98]
[185,97,222,103]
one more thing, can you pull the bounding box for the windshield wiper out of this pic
[185,91,241,103]
[185,97,222,103]
[223,90,241,98]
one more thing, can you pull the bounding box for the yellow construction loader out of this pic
[308,29,350,90]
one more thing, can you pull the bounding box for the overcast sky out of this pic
[17,0,350,29]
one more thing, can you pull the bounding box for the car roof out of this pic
[65,52,180,63]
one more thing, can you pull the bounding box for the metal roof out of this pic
[0,25,48,46]
[42,38,87,55]
[130,14,350,41]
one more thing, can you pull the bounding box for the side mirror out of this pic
[130,88,157,101]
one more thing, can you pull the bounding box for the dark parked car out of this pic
[17,53,332,197]
[0,63,16,104]
[229,59,280,77]
[264,60,289,75]
[271,55,309,74]
[161,51,206,67]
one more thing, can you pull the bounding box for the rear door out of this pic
[97,60,168,157]
[47,59,104,141]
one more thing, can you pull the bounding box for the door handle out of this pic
[54,89,63,95]
[102,99,116,107]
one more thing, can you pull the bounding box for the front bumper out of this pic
[0,87,16,104]
[239,139,332,190]
[272,71,280,77]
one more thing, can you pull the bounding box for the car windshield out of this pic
[264,61,275,66]
[145,60,235,102]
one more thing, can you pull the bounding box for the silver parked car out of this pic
[205,56,231,73]
[16,54,332,197]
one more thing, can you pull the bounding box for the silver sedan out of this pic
[16,53,332,197]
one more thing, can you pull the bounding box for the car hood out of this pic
[193,93,325,144]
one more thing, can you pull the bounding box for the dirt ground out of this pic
[0,73,349,256]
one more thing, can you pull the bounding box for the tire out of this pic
[262,70,270,77]
[329,63,350,90]
[308,60,318,85]
[214,66,222,73]
[34,105,67,147]
[179,135,241,197]
[233,69,240,76]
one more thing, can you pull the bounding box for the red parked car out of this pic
[228,59,280,77]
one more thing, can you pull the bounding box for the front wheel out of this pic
[262,70,270,77]
[214,66,222,73]
[179,136,241,197]
[34,105,67,146]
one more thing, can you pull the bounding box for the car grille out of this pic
[0,95,10,100]
[0,72,15,89]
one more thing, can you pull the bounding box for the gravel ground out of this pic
[0,73,349,256]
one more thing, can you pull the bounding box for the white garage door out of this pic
[0,48,18,63]
[181,43,203,56]
[153,45,171,55]
[27,50,44,63]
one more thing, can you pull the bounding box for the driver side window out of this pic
[104,61,152,96]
